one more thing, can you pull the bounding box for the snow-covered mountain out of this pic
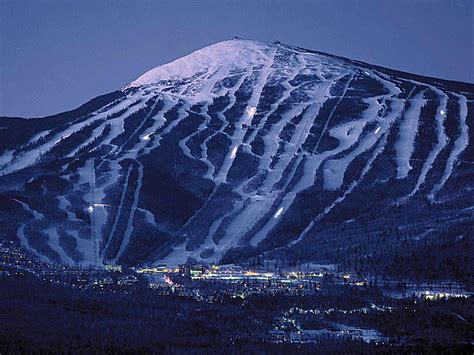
[0,39,472,269]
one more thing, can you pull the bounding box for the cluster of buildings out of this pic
[135,263,353,300]
[1,240,471,301]
[0,240,141,291]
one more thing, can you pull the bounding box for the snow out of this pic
[245,106,257,118]
[45,227,75,265]
[0,92,149,176]
[124,39,275,104]
[102,164,133,258]
[429,94,469,199]
[114,162,144,263]
[404,86,448,199]
[215,45,277,184]
[395,91,426,179]
[274,207,284,218]
[230,146,238,159]
[3,38,470,266]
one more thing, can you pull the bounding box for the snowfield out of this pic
[0,39,472,267]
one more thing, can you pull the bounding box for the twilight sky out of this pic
[1,0,472,117]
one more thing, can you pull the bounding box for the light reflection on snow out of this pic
[274,207,284,218]
[245,106,256,118]
[141,133,152,141]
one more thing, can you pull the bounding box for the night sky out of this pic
[1,0,472,117]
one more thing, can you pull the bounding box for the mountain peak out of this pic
[122,38,351,104]
[123,39,275,91]
[1,38,472,268]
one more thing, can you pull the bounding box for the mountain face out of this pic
[0,39,473,270]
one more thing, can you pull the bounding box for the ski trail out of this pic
[323,97,403,190]
[395,90,427,179]
[290,133,388,246]
[252,69,402,247]
[101,164,133,258]
[214,47,277,183]
[220,69,336,249]
[0,93,146,176]
[197,103,217,178]
[404,87,449,200]
[11,198,50,263]
[245,51,306,146]
[45,227,75,265]
[312,73,355,154]
[57,195,78,221]
[114,162,143,262]
[429,93,469,200]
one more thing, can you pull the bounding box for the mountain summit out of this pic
[0,39,472,272]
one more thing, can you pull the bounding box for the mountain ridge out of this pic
[0,39,472,274]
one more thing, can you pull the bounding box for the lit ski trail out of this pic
[0,93,145,176]
[0,129,50,167]
[255,92,307,173]
[11,198,50,263]
[211,53,343,253]
[395,90,427,179]
[101,164,133,258]
[214,47,277,184]
[218,64,330,250]
[60,158,98,264]
[68,124,108,157]
[248,74,355,245]
[57,195,78,221]
[112,98,188,262]
[114,97,161,157]
[45,227,75,265]
[429,93,469,200]
[181,103,211,160]
[257,99,324,194]
[93,97,181,263]
[163,53,278,262]
[99,94,156,154]
[253,69,402,247]
[140,97,178,156]
[180,64,248,163]
[323,76,404,190]
[114,162,143,263]
[200,70,252,177]
[404,87,449,200]
[246,99,331,247]
[197,103,217,178]
[290,132,388,246]
[311,73,355,154]
[163,88,251,263]
[245,52,306,146]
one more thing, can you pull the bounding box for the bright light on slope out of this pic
[274,207,284,218]
[230,146,238,159]
[440,110,446,116]
[86,206,94,213]
[141,133,152,141]
[93,203,112,207]
[374,126,381,134]
[245,106,256,118]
